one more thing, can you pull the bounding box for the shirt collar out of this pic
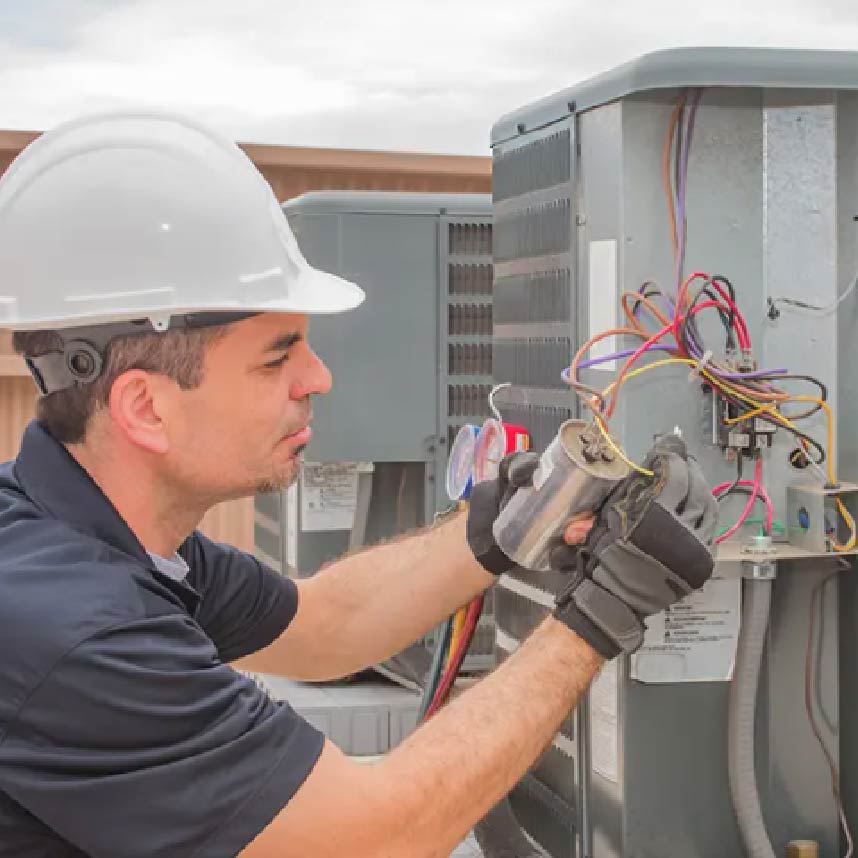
[14,420,156,569]
[148,551,191,582]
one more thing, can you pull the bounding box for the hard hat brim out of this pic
[4,266,366,331]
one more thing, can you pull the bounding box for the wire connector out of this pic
[688,350,713,381]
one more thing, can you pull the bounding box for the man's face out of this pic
[162,313,332,502]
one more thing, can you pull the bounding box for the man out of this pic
[0,112,717,857]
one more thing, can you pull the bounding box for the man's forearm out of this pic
[251,618,604,858]
[376,618,603,854]
[244,512,495,680]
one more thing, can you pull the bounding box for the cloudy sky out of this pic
[0,0,857,154]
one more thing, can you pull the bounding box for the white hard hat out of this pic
[0,111,365,332]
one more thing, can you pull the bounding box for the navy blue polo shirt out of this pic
[0,422,325,857]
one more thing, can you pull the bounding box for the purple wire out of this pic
[564,350,787,379]
[572,346,674,371]
[675,90,701,293]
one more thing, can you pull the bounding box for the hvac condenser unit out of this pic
[491,48,858,858]
[253,191,495,680]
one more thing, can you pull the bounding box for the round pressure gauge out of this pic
[472,418,533,484]
[472,418,507,484]
[446,424,479,501]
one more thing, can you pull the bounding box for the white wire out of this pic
[488,383,511,421]
[840,804,854,858]
[770,272,858,318]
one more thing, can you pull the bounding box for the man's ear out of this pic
[107,370,171,455]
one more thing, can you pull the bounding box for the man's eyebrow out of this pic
[263,332,303,354]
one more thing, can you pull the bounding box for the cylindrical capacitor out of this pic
[492,419,630,571]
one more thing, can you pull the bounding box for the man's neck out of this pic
[66,441,206,557]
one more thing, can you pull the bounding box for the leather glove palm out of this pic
[467,452,539,576]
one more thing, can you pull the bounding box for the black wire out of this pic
[745,373,828,422]
[642,276,827,450]
[717,455,744,502]
[715,484,773,535]
[680,276,737,353]
[678,279,827,421]
[713,384,827,465]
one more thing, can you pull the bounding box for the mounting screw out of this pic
[766,298,780,321]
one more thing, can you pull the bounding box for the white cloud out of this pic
[0,0,856,153]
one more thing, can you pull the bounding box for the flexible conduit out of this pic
[728,578,777,858]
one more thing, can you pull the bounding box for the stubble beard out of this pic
[255,444,306,495]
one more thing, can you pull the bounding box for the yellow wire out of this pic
[592,415,654,477]
[631,367,858,552]
[587,357,701,477]
[833,498,858,552]
[446,608,467,668]
[593,357,857,550]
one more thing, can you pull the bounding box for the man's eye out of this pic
[263,355,288,369]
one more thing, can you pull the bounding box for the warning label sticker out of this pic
[300,463,359,532]
[630,578,741,684]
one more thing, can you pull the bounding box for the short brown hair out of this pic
[13,326,228,444]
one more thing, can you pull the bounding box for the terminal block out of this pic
[707,387,777,453]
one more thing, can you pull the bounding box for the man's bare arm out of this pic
[241,618,603,858]
[236,512,494,680]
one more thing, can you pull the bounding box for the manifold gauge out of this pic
[472,418,530,484]
[446,424,479,501]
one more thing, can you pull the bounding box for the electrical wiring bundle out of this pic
[563,87,856,554]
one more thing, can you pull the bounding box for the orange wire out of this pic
[569,326,648,381]
[621,290,671,329]
[662,97,686,262]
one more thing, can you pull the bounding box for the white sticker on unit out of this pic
[590,660,619,784]
[630,578,742,684]
[300,462,359,532]
[285,484,298,569]
[588,239,619,370]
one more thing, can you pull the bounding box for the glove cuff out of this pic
[554,576,645,659]
[470,541,515,577]
[553,602,621,660]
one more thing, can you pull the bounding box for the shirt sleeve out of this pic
[180,531,299,662]
[0,615,325,858]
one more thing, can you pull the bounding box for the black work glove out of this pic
[467,452,539,575]
[552,436,718,659]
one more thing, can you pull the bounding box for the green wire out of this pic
[717,518,785,538]
[418,616,454,721]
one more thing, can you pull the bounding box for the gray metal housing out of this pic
[490,47,858,857]
[253,191,496,680]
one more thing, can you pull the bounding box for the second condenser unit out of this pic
[253,191,496,680]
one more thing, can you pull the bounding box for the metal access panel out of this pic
[491,47,858,858]
[253,191,496,673]
[491,111,581,856]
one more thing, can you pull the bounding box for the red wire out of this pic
[704,280,751,348]
[677,272,750,349]
[605,299,733,418]
[712,476,774,535]
[715,457,763,544]
[425,596,484,719]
